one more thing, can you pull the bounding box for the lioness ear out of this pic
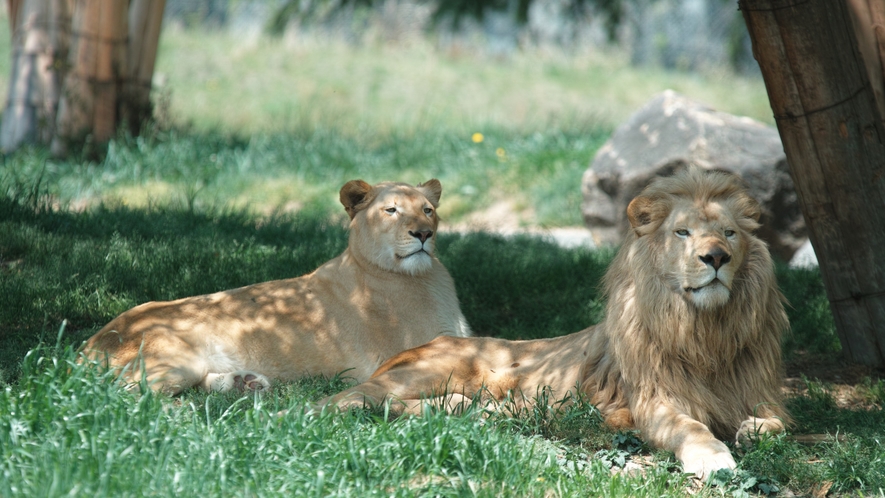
[417,179,442,208]
[626,195,667,236]
[339,180,373,219]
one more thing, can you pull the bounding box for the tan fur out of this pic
[320,169,789,479]
[81,179,471,395]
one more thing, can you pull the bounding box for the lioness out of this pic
[82,179,471,395]
[321,169,789,479]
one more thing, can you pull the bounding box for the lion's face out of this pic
[340,179,442,275]
[657,198,748,309]
[626,170,761,311]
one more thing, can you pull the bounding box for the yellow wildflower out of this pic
[471,132,484,143]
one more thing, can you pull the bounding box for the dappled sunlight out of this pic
[78,179,469,395]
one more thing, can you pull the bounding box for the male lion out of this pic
[321,168,789,479]
[82,179,471,395]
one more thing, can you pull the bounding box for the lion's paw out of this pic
[736,416,784,447]
[233,371,271,392]
[680,440,736,480]
[206,371,271,393]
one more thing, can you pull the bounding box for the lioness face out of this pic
[344,181,442,275]
[661,198,747,309]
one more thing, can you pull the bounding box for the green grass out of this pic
[2,125,608,227]
[2,169,883,496]
[3,341,699,497]
[0,13,773,226]
[152,27,774,136]
[1,16,881,498]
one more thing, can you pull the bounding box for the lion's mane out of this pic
[585,169,790,439]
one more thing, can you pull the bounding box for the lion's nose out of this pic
[409,229,433,243]
[699,248,731,270]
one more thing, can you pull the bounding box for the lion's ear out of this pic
[626,195,667,236]
[741,195,762,223]
[340,180,373,219]
[732,193,763,231]
[417,179,442,208]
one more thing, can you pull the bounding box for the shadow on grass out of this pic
[0,190,612,380]
[3,189,883,495]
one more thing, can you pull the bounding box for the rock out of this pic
[581,90,807,261]
[789,239,819,268]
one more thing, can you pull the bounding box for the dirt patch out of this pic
[786,352,883,385]
[784,352,885,410]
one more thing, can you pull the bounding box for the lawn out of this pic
[1,18,884,498]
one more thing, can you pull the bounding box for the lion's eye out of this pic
[385,207,397,214]
[724,229,736,237]
[675,229,690,237]
[423,207,433,216]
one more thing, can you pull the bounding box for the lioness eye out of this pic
[724,229,736,237]
[423,207,433,215]
[675,229,689,237]
[385,207,397,214]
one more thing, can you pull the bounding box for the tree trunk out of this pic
[2,0,166,156]
[8,0,22,35]
[0,0,70,152]
[741,0,885,367]
[51,0,128,156]
[123,0,166,134]
[847,0,885,123]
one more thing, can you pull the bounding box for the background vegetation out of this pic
[1,10,882,497]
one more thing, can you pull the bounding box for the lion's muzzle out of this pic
[408,229,433,243]
[698,247,731,270]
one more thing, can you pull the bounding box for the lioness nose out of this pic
[409,229,433,243]
[699,249,731,270]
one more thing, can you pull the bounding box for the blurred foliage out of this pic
[267,0,639,40]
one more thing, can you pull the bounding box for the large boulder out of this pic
[581,90,806,262]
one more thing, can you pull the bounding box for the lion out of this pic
[81,179,472,395]
[320,168,789,479]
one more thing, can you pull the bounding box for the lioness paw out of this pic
[205,371,271,392]
[680,441,736,480]
[233,372,271,392]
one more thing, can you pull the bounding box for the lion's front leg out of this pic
[639,402,735,480]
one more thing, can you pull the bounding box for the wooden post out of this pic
[1,0,70,152]
[52,0,128,155]
[3,0,164,155]
[123,0,166,133]
[8,0,23,36]
[847,0,885,124]
[741,0,885,367]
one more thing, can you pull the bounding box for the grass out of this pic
[3,341,695,497]
[2,169,883,496]
[0,13,772,225]
[3,126,609,227]
[152,26,775,136]
[1,16,882,498]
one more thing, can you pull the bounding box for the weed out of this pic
[859,377,885,407]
